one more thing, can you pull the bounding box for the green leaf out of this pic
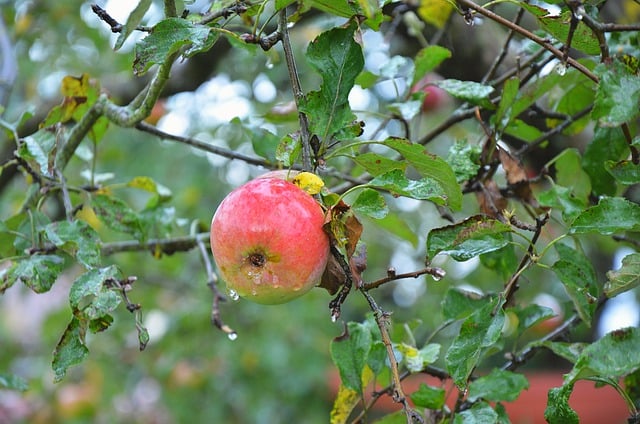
[495,77,520,132]
[352,152,406,176]
[605,160,640,184]
[605,253,640,297]
[536,341,587,364]
[17,129,56,178]
[5,255,65,293]
[133,18,217,76]
[299,22,364,143]
[513,304,557,333]
[409,383,446,409]
[552,243,599,326]
[69,266,121,322]
[445,297,506,388]
[369,169,447,204]
[570,196,640,235]
[582,126,627,196]
[52,317,89,383]
[468,368,529,402]
[545,68,595,135]
[552,148,591,201]
[446,140,481,184]
[114,0,152,51]
[0,373,28,391]
[479,243,518,281]
[453,401,499,424]
[520,3,600,55]
[368,213,418,247]
[352,188,388,219]
[573,326,640,379]
[545,385,579,424]
[275,134,300,167]
[43,220,101,268]
[382,138,462,209]
[536,184,587,222]
[441,287,491,321]
[592,60,640,127]
[396,343,440,373]
[127,176,172,199]
[434,79,494,107]
[412,45,452,86]
[427,215,513,261]
[92,194,145,240]
[330,322,372,394]
[503,119,544,142]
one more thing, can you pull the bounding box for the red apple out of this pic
[411,73,450,112]
[210,176,330,304]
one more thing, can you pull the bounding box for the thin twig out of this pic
[101,232,209,256]
[193,222,237,339]
[360,289,423,424]
[456,0,599,83]
[278,8,313,172]
[362,267,445,291]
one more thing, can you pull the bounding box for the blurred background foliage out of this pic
[1,0,639,423]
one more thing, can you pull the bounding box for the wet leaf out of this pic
[352,152,406,176]
[434,79,494,107]
[468,368,529,402]
[52,317,89,383]
[299,22,364,143]
[352,188,388,219]
[369,169,447,204]
[592,60,640,127]
[570,196,640,235]
[582,126,627,196]
[330,322,372,394]
[605,160,640,184]
[43,220,101,268]
[552,243,599,326]
[0,373,28,391]
[605,253,640,297]
[445,297,505,388]
[383,138,462,209]
[92,194,145,241]
[114,0,152,50]
[5,255,65,293]
[427,215,513,261]
[441,287,491,321]
[409,383,446,409]
[134,18,217,76]
[453,401,498,424]
[545,385,579,424]
[412,45,452,86]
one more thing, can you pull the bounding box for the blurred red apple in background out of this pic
[411,73,451,112]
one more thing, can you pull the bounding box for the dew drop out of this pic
[331,311,340,323]
[228,289,240,301]
[265,58,274,70]
[431,268,446,282]
[227,332,238,341]
[555,63,567,76]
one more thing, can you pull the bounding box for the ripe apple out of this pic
[210,176,330,304]
[411,73,450,112]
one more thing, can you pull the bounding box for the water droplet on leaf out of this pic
[228,289,239,301]
[431,268,446,281]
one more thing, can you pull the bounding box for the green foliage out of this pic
[2,0,640,422]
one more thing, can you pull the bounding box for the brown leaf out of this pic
[477,179,508,219]
[319,254,346,295]
[323,200,363,259]
[498,147,539,208]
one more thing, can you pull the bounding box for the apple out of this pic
[210,175,330,304]
[411,73,450,112]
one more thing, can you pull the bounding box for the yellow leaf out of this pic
[330,366,374,424]
[291,171,324,195]
[76,205,102,230]
[418,0,455,29]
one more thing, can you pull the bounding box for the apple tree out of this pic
[1,0,640,423]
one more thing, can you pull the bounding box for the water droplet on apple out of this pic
[228,289,240,301]
[227,332,238,341]
[431,268,446,281]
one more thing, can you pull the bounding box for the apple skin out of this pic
[210,177,330,304]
